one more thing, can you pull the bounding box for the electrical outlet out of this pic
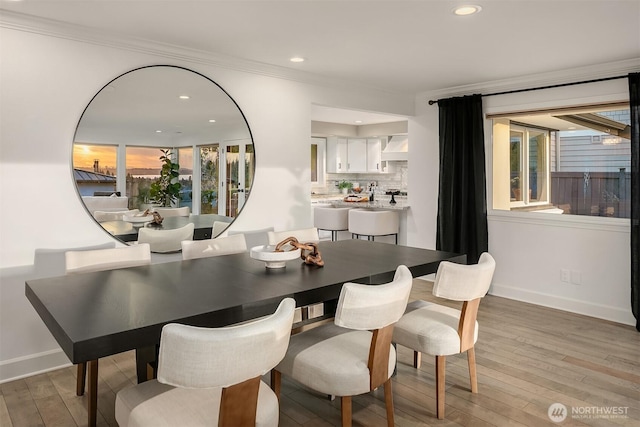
[571,270,581,285]
[561,269,570,283]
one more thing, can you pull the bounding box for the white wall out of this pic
[0,21,414,382]
[408,70,637,328]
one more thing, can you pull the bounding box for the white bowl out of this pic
[123,215,153,224]
[250,245,301,269]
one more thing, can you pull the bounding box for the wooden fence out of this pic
[550,171,630,218]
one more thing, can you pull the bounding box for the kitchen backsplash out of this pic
[319,163,408,195]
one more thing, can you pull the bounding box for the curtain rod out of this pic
[427,74,628,105]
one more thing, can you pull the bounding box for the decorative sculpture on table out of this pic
[140,209,164,225]
[275,237,324,267]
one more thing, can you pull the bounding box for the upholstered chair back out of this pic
[432,252,496,301]
[157,298,296,389]
[228,227,274,249]
[181,234,248,260]
[334,264,413,331]
[153,206,190,217]
[65,243,151,274]
[138,223,194,253]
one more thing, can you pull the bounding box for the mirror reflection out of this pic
[73,66,254,247]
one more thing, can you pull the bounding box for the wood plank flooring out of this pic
[3,278,639,426]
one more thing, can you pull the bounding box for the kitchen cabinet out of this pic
[326,137,384,173]
[326,137,348,173]
[366,138,382,172]
[347,138,367,172]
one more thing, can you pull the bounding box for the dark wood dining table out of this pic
[25,239,465,427]
[100,213,233,242]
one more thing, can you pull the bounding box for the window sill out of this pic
[488,209,630,233]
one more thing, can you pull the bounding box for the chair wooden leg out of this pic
[467,347,478,393]
[383,379,394,427]
[341,396,352,427]
[75,363,86,396]
[413,351,421,369]
[270,369,281,399]
[435,355,446,419]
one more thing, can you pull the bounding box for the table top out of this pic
[100,214,232,242]
[25,240,464,364]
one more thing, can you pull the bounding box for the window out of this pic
[125,147,165,210]
[492,103,631,218]
[200,145,219,214]
[177,147,193,212]
[508,125,549,205]
[72,144,118,196]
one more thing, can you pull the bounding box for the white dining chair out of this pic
[393,253,496,419]
[181,234,248,260]
[271,265,413,427]
[64,243,151,396]
[115,298,296,427]
[93,209,139,222]
[153,206,190,217]
[212,220,231,237]
[65,243,151,275]
[138,223,195,253]
[228,227,273,249]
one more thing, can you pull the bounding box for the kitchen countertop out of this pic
[312,193,409,210]
[330,199,409,210]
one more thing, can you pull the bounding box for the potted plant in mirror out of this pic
[338,180,353,195]
[136,186,156,211]
[149,149,182,207]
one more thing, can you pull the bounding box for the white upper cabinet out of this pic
[326,136,385,173]
[347,138,367,172]
[326,137,348,173]
[366,138,382,172]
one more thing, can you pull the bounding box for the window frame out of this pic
[489,100,630,223]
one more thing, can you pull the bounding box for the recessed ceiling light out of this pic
[155,130,162,133]
[209,119,216,123]
[453,5,482,16]
[290,57,305,63]
[355,120,363,124]
[179,95,190,100]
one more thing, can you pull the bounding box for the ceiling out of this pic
[2,0,639,124]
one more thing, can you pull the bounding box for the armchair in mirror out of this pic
[72,65,255,250]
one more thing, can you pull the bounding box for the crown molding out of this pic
[0,9,407,98]
[420,58,640,104]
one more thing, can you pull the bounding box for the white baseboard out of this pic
[0,348,71,384]
[489,283,636,326]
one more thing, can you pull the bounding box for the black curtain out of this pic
[629,72,640,331]
[436,94,488,264]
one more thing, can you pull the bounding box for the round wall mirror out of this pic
[72,65,254,248]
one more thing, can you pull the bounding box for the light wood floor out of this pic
[2,278,639,426]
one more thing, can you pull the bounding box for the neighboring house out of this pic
[73,168,117,197]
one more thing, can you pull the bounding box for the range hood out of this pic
[381,136,408,161]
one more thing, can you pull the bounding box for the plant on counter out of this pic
[338,180,353,192]
[149,149,182,207]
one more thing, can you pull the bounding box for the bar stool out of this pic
[348,209,399,244]
[314,206,351,241]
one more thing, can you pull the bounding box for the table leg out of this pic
[136,346,156,383]
[87,359,98,427]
